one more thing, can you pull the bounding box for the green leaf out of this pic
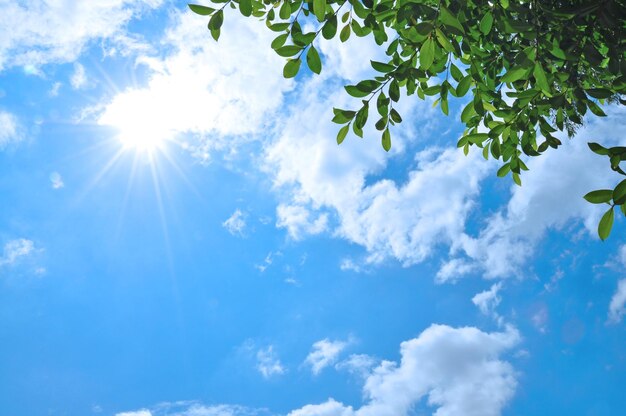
[208,10,224,30]
[389,80,400,102]
[313,0,326,22]
[389,108,402,123]
[382,128,391,151]
[337,124,350,145]
[306,46,322,74]
[189,4,215,15]
[275,45,301,57]
[435,28,454,53]
[586,88,612,99]
[279,1,291,19]
[588,142,609,156]
[283,58,301,78]
[497,163,511,177]
[440,7,464,35]
[587,101,607,117]
[465,133,489,144]
[598,207,614,241]
[371,60,394,73]
[460,101,476,123]
[512,172,522,186]
[501,66,528,83]
[613,179,626,204]
[340,24,351,42]
[345,85,370,98]
[584,189,613,204]
[456,75,472,97]
[355,103,369,129]
[210,28,220,41]
[271,33,288,49]
[479,12,494,35]
[419,37,435,70]
[533,63,550,92]
[332,108,356,124]
[322,15,338,39]
[239,0,252,17]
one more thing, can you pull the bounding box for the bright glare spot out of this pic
[98,89,174,153]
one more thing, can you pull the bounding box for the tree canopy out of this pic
[189,0,626,239]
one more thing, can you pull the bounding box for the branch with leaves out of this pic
[189,0,626,239]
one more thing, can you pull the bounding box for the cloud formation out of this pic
[98,10,292,164]
[0,238,35,266]
[291,324,520,416]
[0,0,163,70]
[256,345,285,379]
[304,338,349,375]
[223,209,247,237]
[0,110,21,148]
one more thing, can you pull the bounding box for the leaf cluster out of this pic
[190,0,626,239]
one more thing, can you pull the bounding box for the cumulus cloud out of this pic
[223,209,246,237]
[608,279,626,324]
[256,345,285,379]
[0,238,35,266]
[0,0,162,71]
[117,410,152,416]
[290,324,520,416]
[0,110,22,148]
[304,338,349,375]
[97,9,292,163]
[50,171,64,189]
[264,75,491,266]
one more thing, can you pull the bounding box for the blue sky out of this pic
[0,1,625,415]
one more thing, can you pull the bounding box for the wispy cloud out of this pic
[472,282,504,325]
[0,0,163,71]
[256,346,285,379]
[0,238,35,266]
[70,62,87,89]
[223,209,246,237]
[50,171,64,189]
[0,110,22,148]
[304,338,349,376]
[608,279,626,324]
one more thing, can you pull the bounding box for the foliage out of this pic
[189,0,626,239]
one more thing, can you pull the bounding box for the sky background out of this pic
[0,1,625,415]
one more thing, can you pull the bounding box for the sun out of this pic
[98,89,172,153]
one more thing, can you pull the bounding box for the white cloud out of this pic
[256,345,285,378]
[50,171,64,189]
[0,0,162,71]
[117,402,272,416]
[290,324,520,416]
[472,283,503,317]
[70,62,87,89]
[116,411,152,416]
[223,209,246,237]
[0,110,21,148]
[264,74,491,266]
[608,279,626,324]
[0,238,35,266]
[48,81,62,97]
[335,354,377,378]
[97,10,292,163]
[304,338,349,375]
[276,204,328,240]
